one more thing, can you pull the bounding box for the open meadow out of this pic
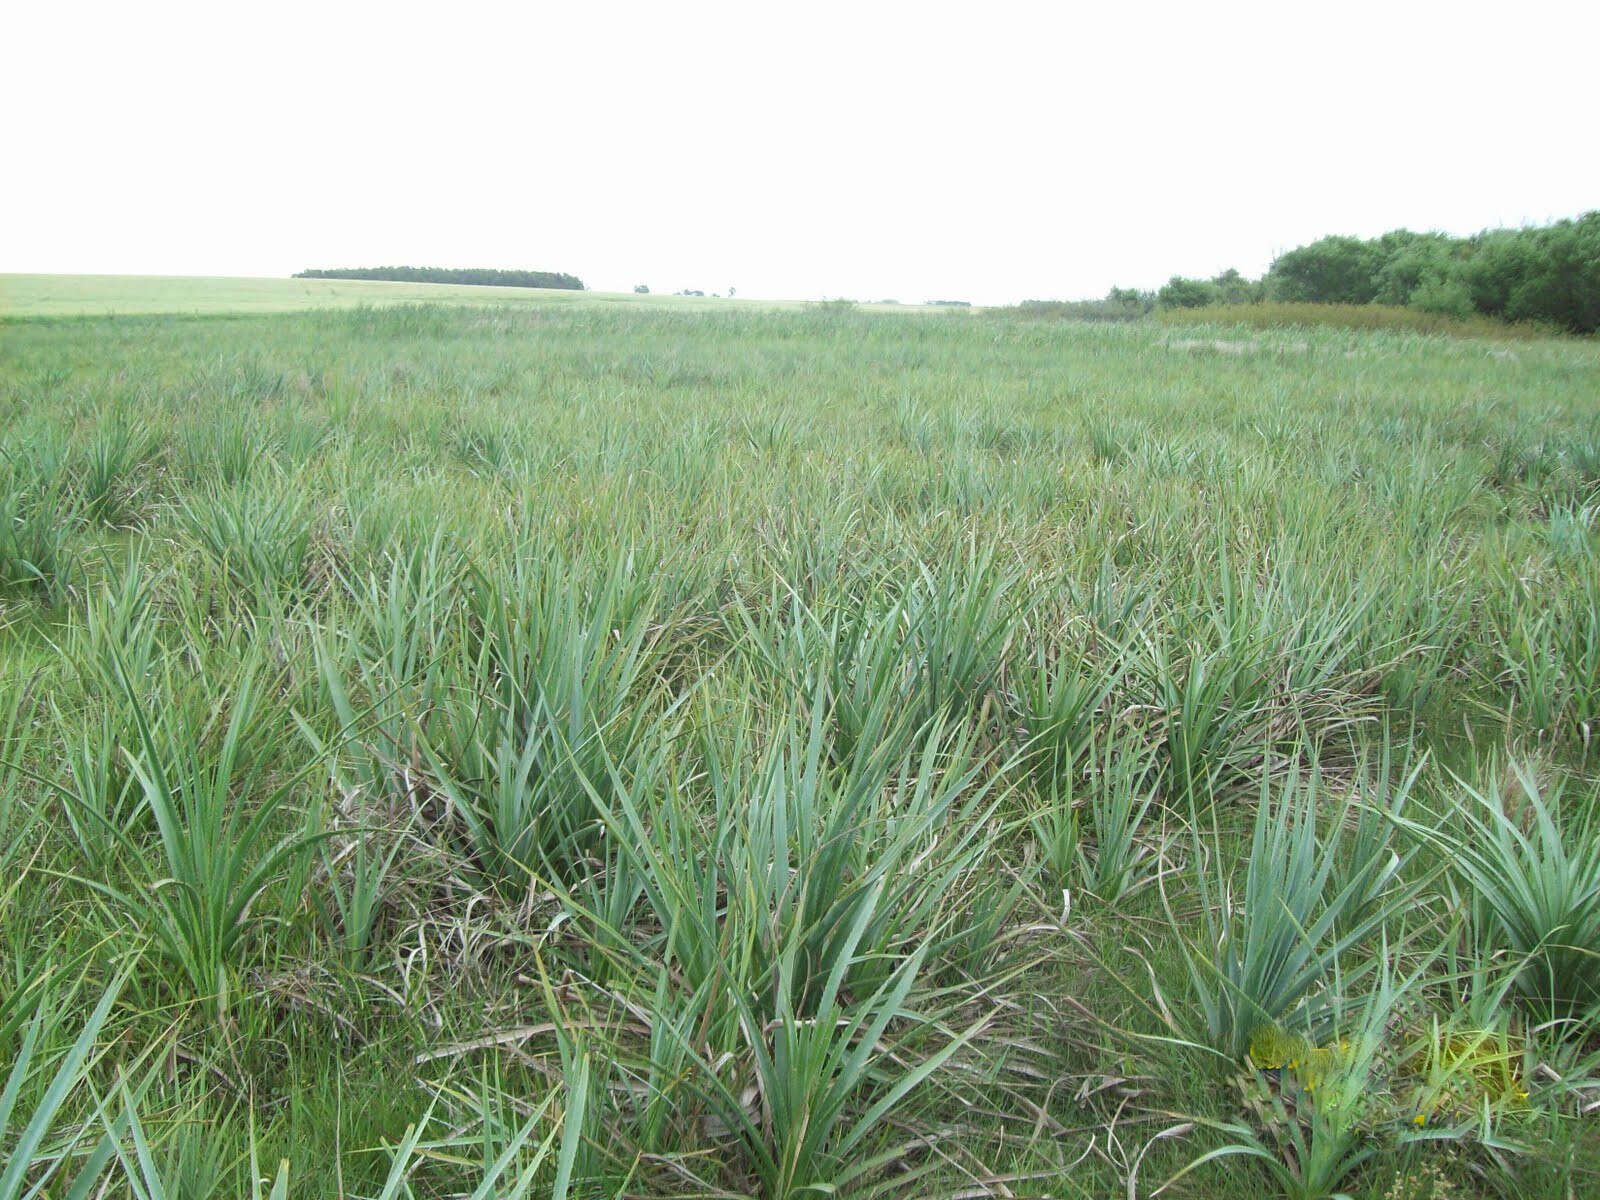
[0,275,935,319]
[1,295,1598,1197]
[0,274,758,318]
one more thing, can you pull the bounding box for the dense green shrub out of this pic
[1268,236,1385,305]
[1157,270,1263,310]
[1371,232,1460,307]
[1208,268,1262,304]
[1259,214,1600,333]
[1159,276,1220,308]
[1089,213,1600,334]
[1468,215,1600,332]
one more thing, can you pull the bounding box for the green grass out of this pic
[1,295,1597,1198]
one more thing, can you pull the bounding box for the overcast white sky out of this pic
[4,1,1597,304]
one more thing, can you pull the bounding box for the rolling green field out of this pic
[0,275,938,319]
[1,296,1598,1198]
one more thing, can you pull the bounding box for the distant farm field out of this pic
[0,273,913,318]
[1,298,1597,1197]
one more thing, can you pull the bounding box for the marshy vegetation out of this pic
[0,301,1597,1196]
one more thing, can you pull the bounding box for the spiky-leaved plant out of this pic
[606,692,998,1040]
[0,972,130,1200]
[1173,759,1414,1061]
[0,453,81,603]
[419,552,661,896]
[1407,759,1600,1025]
[71,653,329,1018]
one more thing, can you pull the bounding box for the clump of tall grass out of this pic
[50,708,144,874]
[1408,759,1600,1026]
[1563,425,1600,497]
[107,1055,594,1200]
[736,555,1015,765]
[578,701,998,1197]
[174,410,262,487]
[1328,738,1423,938]
[1172,759,1415,1062]
[1544,500,1598,560]
[0,458,82,603]
[0,670,45,860]
[1133,559,1388,807]
[310,781,408,963]
[61,554,166,690]
[0,880,55,1059]
[419,553,661,897]
[310,533,463,802]
[718,935,984,1198]
[1140,629,1271,808]
[302,540,470,958]
[1015,629,1126,807]
[1498,606,1570,741]
[178,483,319,602]
[596,695,1001,1050]
[1550,574,1600,748]
[73,419,156,526]
[107,1092,234,1200]
[733,587,915,765]
[69,656,326,1017]
[449,417,523,478]
[1068,730,1165,903]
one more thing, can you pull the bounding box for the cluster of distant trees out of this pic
[295,266,584,290]
[1010,288,1156,322]
[1148,212,1599,333]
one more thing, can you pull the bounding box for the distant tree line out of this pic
[1147,212,1600,333]
[294,266,585,290]
[1009,288,1156,322]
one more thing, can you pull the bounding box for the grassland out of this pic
[1,296,1598,1198]
[0,275,940,319]
[1152,302,1548,341]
